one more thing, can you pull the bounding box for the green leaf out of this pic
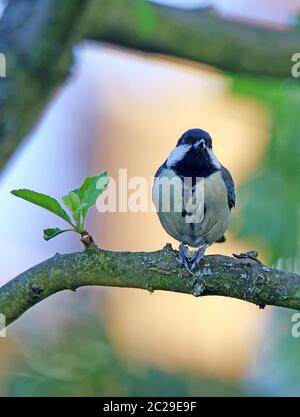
[72,206,84,227]
[62,191,80,213]
[43,228,71,241]
[11,189,73,226]
[74,171,109,220]
[62,191,82,225]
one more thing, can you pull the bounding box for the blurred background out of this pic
[0,0,300,396]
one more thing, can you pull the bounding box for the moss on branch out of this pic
[0,244,299,328]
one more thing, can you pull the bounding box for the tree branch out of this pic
[85,0,300,78]
[1,244,299,328]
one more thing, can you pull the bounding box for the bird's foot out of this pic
[177,243,193,275]
[178,243,210,274]
[190,244,210,271]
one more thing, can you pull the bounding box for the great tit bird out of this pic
[152,128,235,273]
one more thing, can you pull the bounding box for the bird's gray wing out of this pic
[221,165,236,210]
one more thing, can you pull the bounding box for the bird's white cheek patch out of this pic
[166,144,191,167]
[207,148,221,170]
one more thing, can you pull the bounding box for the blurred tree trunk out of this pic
[1,0,299,170]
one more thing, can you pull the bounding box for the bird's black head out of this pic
[166,128,219,177]
[176,128,212,150]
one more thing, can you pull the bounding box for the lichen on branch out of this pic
[0,244,299,328]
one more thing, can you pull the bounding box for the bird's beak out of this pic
[195,139,206,151]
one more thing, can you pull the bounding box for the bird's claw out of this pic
[190,244,209,271]
[177,244,193,275]
[177,243,209,274]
